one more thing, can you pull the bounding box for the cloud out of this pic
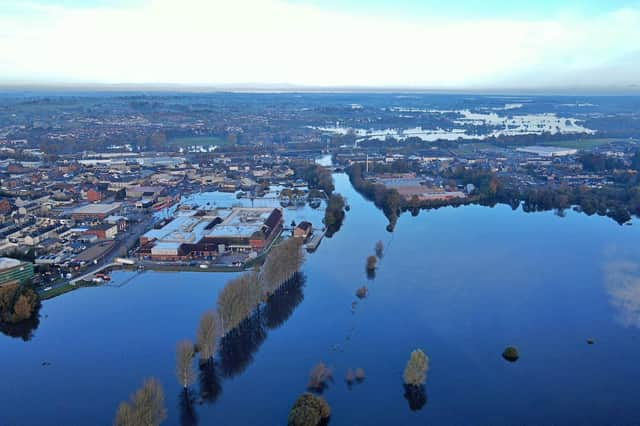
[0,0,639,88]
[604,259,640,328]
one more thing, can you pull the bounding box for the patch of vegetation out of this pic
[403,349,429,386]
[502,346,519,362]
[288,393,330,426]
[0,283,40,324]
[294,163,334,195]
[323,193,346,237]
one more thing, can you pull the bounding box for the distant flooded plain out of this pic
[2,173,640,425]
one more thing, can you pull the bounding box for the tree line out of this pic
[113,238,306,425]
[348,160,640,226]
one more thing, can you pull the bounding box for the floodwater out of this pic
[2,173,640,425]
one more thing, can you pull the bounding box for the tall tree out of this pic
[114,378,166,426]
[196,311,218,365]
[176,340,195,390]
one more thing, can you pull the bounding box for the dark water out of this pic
[2,173,640,425]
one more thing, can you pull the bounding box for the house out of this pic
[293,221,313,239]
[71,202,122,221]
[84,223,118,240]
[86,188,102,202]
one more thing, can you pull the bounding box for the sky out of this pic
[1,0,639,90]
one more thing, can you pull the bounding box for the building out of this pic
[126,185,164,200]
[85,188,102,202]
[516,146,578,157]
[71,202,122,221]
[0,257,34,287]
[140,207,283,260]
[84,223,118,240]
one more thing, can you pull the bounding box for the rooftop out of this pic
[71,202,122,215]
[0,257,22,270]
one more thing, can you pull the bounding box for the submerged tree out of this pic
[288,393,331,426]
[345,368,355,387]
[307,362,333,393]
[375,240,384,259]
[502,346,519,362]
[176,340,196,390]
[195,310,218,365]
[366,256,377,272]
[114,378,167,426]
[355,286,368,299]
[403,349,429,386]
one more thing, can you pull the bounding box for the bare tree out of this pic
[260,238,304,297]
[196,310,218,365]
[176,340,195,389]
[307,361,333,392]
[217,271,261,334]
[114,378,166,426]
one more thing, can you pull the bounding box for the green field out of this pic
[167,136,230,146]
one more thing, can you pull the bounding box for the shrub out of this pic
[403,349,429,386]
[288,393,330,426]
[502,346,519,362]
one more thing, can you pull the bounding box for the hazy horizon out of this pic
[1,0,640,90]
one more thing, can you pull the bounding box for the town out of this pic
[1,93,640,301]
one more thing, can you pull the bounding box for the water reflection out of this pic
[219,314,267,378]
[262,274,305,330]
[198,361,222,405]
[219,274,307,378]
[604,258,640,328]
[179,389,198,426]
[0,310,40,341]
[403,384,427,411]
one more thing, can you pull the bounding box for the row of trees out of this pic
[113,238,306,425]
[347,163,403,231]
[323,193,347,237]
[350,159,640,227]
[294,164,335,196]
